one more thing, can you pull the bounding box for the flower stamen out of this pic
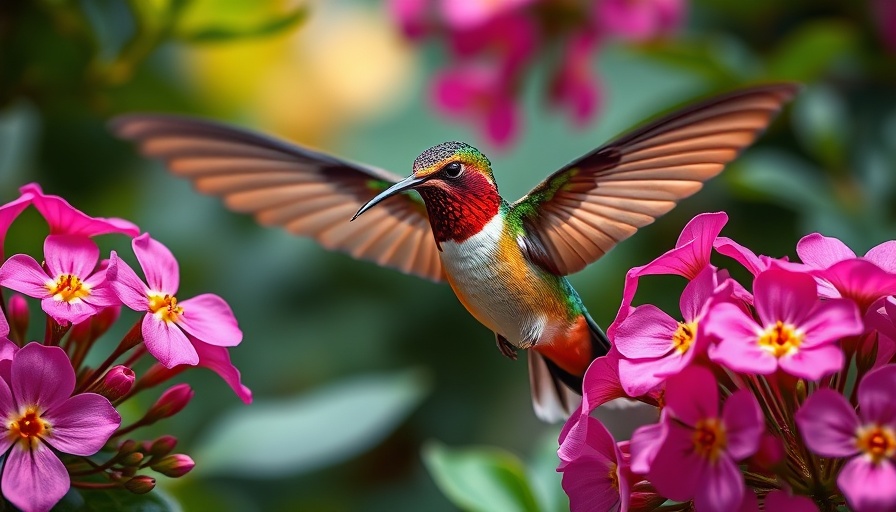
[148,293,183,323]
[46,273,90,303]
[692,417,727,463]
[856,424,896,464]
[671,321,698,354]
[758,320,803,358]
[8,406,50,449]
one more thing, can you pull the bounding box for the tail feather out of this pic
[529,310,611,422]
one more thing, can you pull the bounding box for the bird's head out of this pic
[353,141,500,225]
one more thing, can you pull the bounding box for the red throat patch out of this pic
[418,173,501,245]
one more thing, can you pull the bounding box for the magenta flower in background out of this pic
[707,268,862,379]
[642,366,763,512]
[764,490,820,512]
[797,365,896,512]
[595,0,685,41]
[20,183,139,238]
[106,233,242,368]
[558,415,629,512]
[0,235,118,325]
[433,64,519,147]
[0,343,119,512]
[873,0,896,53]
[549,32,602,127]
[441,0,536,29]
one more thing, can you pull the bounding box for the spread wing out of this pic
[511,83,800,276]
[111,115,444,282]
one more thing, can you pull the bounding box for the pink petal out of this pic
[11,343,75,412]
[753,269,818,327]
[613,304,678,359]
[0,376,15,437]
[562,456,624,512]
[680,265,716,321]
[857,365,896,427]
[581,351,627,411]
[133,234,179,293]
[693,453,744,512]
[22,183,139,238]
[796,233,855,269]
[764,490,820,512]
[193,341,252,404]
[177,294,242,347]
[722,390,763,460]
[630,420,666,474]
[618,351,685,397]
[799,298,862,347]
[106,252,150,311]
[705,303,776,374]
[0,254,52,299]
[648,420,705,501]
[142,315,198,368]
[795,389,860,458]
[715,236,767,275]
[779,344,844,380]
[817,259,896,312]
[43,235,99,278]
[0,192,32,258]
[2,443,69,512]
[865,241,896,273]
[838,457,896,512]
[41,296,97,325]
[663,365,718,427]
[43,393,120,456]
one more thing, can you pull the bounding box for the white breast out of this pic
[439,215,548,347]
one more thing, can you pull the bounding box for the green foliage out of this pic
[175,7,308,43]
[54,487,180,512]
[192,369,431,478]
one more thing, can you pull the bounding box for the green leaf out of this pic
[176,7,307,43]
[767,21,859,81]
[192,369,430,478]
[53,487,180,512]
[527,432,568,512]
[729,149,832,213]
[423,442,541,512]
[791,85,849,169]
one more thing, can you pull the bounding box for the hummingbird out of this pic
[112,83,798,421]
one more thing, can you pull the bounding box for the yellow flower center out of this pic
[692,417,727,463]
[46,274,90,303]
[608,462,619,491]
[148,293,183,323]
[671,321,698,354]
[758,321,803,358]
[856,424,896,464]
[8,406,50,449]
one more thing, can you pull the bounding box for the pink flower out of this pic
[558,416,630,512]
[0,191,33,258]
[595,0,685,41]
[764,490,819,512]
[440,0,536,30]
[433,64,519,147]
[615,267,724,396]
[0,343,120,512]
[388,0,428,38]
[610,212,728,338]
[706,268,862,380]
[0,235,119,325]
[20,183,139,238]
[106,233,242,368]
[138,340,253,404]
[549,32,602,127]
[643,366,763,512]
[796,365,896,512]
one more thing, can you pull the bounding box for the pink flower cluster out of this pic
[0,184,251,512]
[559,211,896,512]
[389,0,685,147]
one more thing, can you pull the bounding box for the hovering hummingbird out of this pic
[112,83,798,421]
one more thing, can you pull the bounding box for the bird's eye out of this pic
[443,162,463,178]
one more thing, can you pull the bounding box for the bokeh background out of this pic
[2,0,896,510]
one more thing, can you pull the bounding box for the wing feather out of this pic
[111,115,444,281]
[512,83,799,275]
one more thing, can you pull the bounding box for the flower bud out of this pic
[117,439,139,455]
[120,451,144,467]
[148,435,178,458]
[92,366,135,402]
[7,294,28,342]
[151,454,195,478]
[144,384,193,423]
[124,475,155,494]
[749,433,784,474]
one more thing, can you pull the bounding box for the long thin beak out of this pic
[352,175,427,221]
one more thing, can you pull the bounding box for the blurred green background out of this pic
[2,0,896,510]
